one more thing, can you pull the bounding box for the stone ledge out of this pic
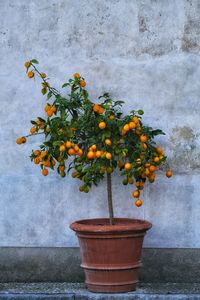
[0,283,200,300]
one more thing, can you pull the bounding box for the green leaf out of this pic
[47,91,53,100]
[31,59,39,64]
[138,109,144,115]
[62,83,69,88]
[31,120,37,125]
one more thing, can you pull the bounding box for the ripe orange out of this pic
[74,73,81,79]
[28,71,34,78]
[99,122,106,129]
[149,173,156,183]
[68,148,75,155]
[42,168,49,176]
[123,124,130,132]
[166,170,173,178]
[41,73,46,79]
[106,152,112,160]
[51,105,57,113]
[132,190,140,198]
[140,135,148,142]
[105,139,112,146]
[59,145,66,152]
[96,150,102,158]
[91,144,97,151]
[40,151,47,159]
[124,162,132,170]
[74,145,79,152]
[30,127,36,134]
[98,106,105,114]
[78,149,83,156]
[87,151,95,159]
[149,165,157,172]
[47,109,53,117]
[45,104,51,112]
[93,104,100,112]
[142,143,147,149]
[156,146,164,155]
[59,165,65,172]
[153,157,160,163]
[129,121,136,129]
[80,80,86,87]
[65,141,72,148]
[135,199,143,207]
[133,116,139,124]
[34,157,40,165]
[16,137,23,145]
[24,61,31,68]
[33,150,40,156]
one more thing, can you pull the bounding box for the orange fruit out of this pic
[16,137,23,145]
[45,104,51,112]
[109,115,115,120]
[59,145,66,152]
[128,177,133,184]
[71,127,77,132]
[79,186,83,192]
[99,122,106,129]
[135,181,140,188]
[123,124,130,132]
[87,151,95,159]
[24,61,31,68]
[145,168,150,176]
[40,151,47,159]
[43,159,51,167]
[80,80,86,87]
[139,181,144,189]
[65,141,72,148]
[91,144,97,151]
[105,139,112,146]
[133,116,139,124]
[135,199,143,207]
[106,152,112,160]
[28,71,34,78]
[118,161,124,168]
[140,135,148,142]
[74,73,81,79]
[153,157,160,163]
[68,148,75,155]
[42,168,48,176]
[34,157,40,165]
[30,127,36,134]
[33,150,40,156]
[41,73,46,78]
[156,146,164,155]
[51,105,57,113]
[129,122,136,129]
[124,162,132,170]
[74,145,79,152]
[142,143,147,149]
[106,166,113,174]
[166,170,173,178]
[47,110,53,117]
[149,165,157,172]
[96,150,102,158]
[98,106,105,114]
[149,173,156,183]
[93,104,100,112]
[132,190,140,198]
[78,149,83,156]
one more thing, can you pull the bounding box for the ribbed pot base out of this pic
[70,218,152,293]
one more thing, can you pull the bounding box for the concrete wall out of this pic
[0,0,200,247]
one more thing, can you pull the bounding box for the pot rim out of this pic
[70,217,152,233]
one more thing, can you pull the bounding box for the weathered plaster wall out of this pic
[0,0,200,247]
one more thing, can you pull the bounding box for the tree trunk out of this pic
[107,173,114,225]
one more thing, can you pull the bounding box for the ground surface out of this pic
[0,283,200,299]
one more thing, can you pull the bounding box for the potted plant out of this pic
[17,59,173,293]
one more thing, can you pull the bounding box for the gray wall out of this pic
[0,0,200,247]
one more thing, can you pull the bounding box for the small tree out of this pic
[17,60,173,225]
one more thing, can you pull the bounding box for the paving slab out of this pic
[0,283,200,299]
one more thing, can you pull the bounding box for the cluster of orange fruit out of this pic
[32,150,56,176]
[92,104,105,114]
[73,72,86,87]
[44,103,57,117]
[59,141,83,157]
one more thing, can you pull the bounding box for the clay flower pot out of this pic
[70,218,152,293]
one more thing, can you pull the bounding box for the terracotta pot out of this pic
[70,218,152,293]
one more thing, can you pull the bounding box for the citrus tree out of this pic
[17,59,173,225]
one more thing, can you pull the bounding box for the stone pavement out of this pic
[0,283,200,299]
